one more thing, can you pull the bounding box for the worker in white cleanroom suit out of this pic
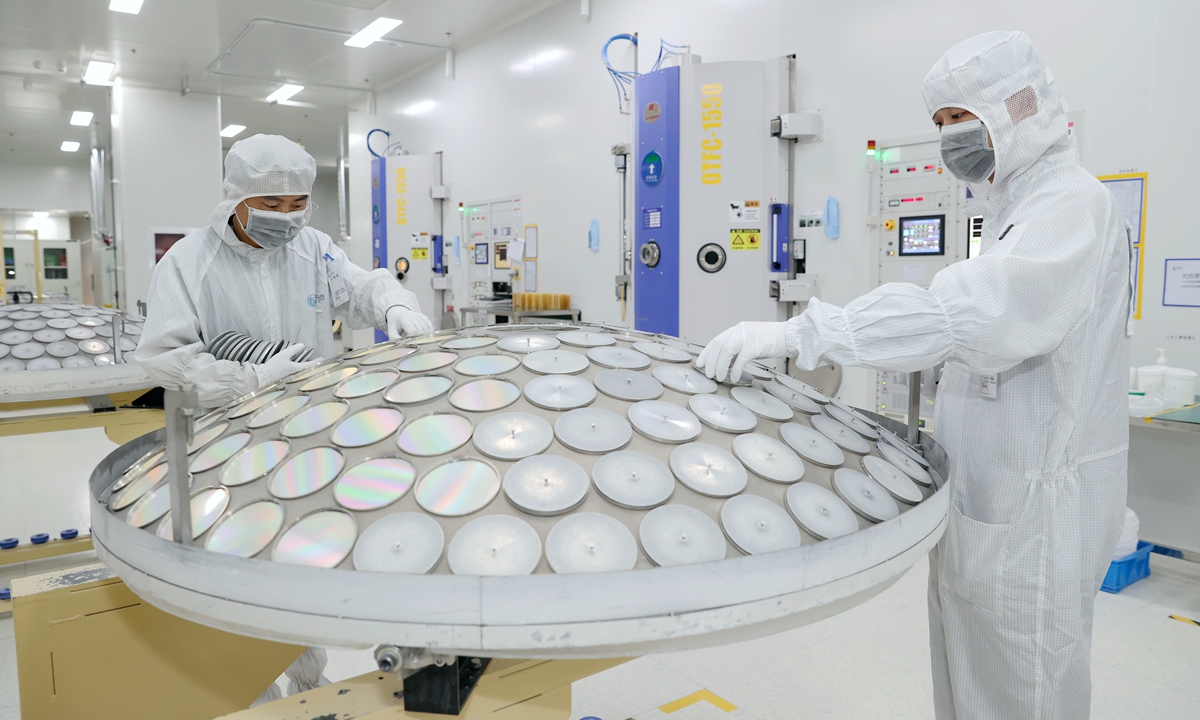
[136,134,432,409]
[699,31,1132,719]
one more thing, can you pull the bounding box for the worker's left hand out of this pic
[698,321,789,382]
[386,306,434,340]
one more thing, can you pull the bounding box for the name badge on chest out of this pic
[324,252,350,307]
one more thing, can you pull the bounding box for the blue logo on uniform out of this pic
[307,294,326,307]
[641,150,663,186]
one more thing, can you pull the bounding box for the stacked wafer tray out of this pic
[0,303,144,372]
[205,332,314,364]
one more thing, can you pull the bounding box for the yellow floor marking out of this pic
[660,689,738,713]
[1169,614,1200,628]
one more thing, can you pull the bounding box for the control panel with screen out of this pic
[898,215,946,256]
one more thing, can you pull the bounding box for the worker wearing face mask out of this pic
[136,134,433,408]
[700,32,1132,720]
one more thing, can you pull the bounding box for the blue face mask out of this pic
[237,202,312,249]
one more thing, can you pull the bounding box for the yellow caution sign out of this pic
[412,248,429,260]
[730,228,760,250]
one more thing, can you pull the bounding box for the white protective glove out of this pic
[263,343,319,382]
[387,306,434,340]
[697,321,789,382]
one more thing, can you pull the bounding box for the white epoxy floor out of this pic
[2,428,1199,719]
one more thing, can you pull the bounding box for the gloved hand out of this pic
[697,321,789,382]
[263,343,319,382]
[387,306,434,340]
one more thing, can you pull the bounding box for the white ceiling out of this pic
[0,0,556,167]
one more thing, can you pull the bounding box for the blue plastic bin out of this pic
[1101,540,1153,594]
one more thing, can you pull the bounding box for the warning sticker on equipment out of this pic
[729,200,761,223]
[730,229,760,250]
[412,248,430,260]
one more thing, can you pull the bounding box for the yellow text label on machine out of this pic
[701,83,723,185]
[394,165,407,225]
[412,248,429,260]
[730,228,760,250]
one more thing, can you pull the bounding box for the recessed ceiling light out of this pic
[108,0,145,13]
[83,61,116,85]
[70,111,94,126]
[345,17,402,48]
[266,84,304,104]
[61,141,81,152]
[32,211,50,219]
[220,124,247,138]
[403,100,435,116]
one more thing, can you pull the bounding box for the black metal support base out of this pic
[402,657,491,715]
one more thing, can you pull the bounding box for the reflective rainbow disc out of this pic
[247,395,310,428]
[111,461,167,505]
[454,354,521,377]
[441,336,497,350]
[335,370,399,399]
[269,447,346,499]
[188,422,230,454]
[396,414,474,456]
[156,487,231,540]
[331,407,405,448]
[281,401,349,438]
[384,374,454,405]
[273,511,357,568]
[189,432,251,473]
[397,352,458,373]
[449,379,521,412]
[206,501,285,557]
[222,440,290,486]
[414,460,500,516]
[359,345,418,366]
[126,483,173,528]
[334,458,417,511]
[300,366,360,392]
[229,390,285,419]
[287,359,342,384]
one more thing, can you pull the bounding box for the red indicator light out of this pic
[924,165,935,170]
[889,169,900,174]
[906,167,916,172]
[916,197,924,201]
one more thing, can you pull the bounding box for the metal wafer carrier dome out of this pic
[89,323,949,659]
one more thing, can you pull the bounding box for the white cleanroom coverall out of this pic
[786,32,1133,719]
[135,135,423,409]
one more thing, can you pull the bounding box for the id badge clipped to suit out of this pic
[324,252,350,307]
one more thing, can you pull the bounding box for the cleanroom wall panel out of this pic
[351,0,1200,407]
[112,85,222,313]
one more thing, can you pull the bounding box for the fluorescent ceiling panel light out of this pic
[266,84,304,104]
[345,17,402,48]
[403,100,435,115]
[61,141,81,152]
[220,124,247,138]
[108,0,145,13]
[83,61,116,85]
[32,211,49,218]
[70,111,94,126]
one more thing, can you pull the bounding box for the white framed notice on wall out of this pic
[1163,258,1200,308]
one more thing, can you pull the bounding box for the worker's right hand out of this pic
[263,343,319,382]
[698,321,789,383]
